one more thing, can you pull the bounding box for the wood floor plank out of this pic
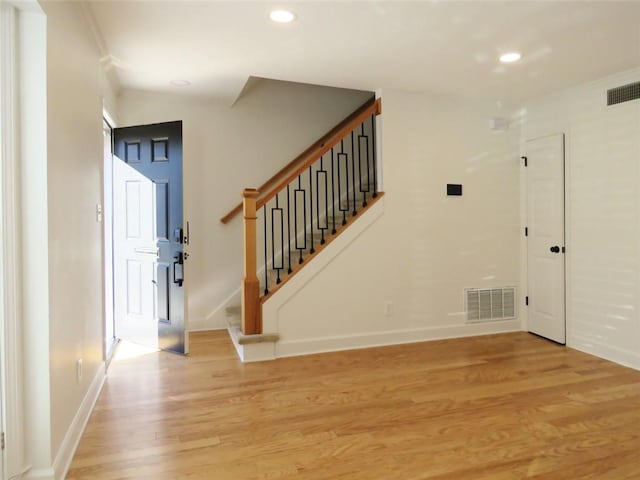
[67,332,640,479]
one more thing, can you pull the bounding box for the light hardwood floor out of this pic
[67,332,640,479]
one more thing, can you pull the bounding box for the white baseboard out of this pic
[569,334,640,371]
[23,467,55,480]
[50,364,106,480]
[188,316,228,331]
[188,326,227,333]
[276,319,521,358]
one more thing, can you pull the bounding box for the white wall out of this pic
[43,0,106,462]
[117,82,372,331]
[522,68,640,370]
[264,89,522,356]
[14,2,108,478]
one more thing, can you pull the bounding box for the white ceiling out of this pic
[86,1,640,104]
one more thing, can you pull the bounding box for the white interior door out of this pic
[113,156,158,348]
[526,133,566,344]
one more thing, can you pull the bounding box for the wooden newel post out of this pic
[241,188,261,335]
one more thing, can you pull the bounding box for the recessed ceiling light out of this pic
[499,52,522,63]
[170,79,191,87]
[270,10,296,23]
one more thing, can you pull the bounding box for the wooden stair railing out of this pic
[221,96,379,224]
[238,98,382,335]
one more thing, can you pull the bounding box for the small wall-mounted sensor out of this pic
[447,184,463,196]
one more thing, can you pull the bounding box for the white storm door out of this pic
[113,156,158,348]
[526,133,566,344]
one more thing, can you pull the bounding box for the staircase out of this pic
[221,97,383,361]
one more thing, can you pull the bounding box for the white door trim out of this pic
[0,3,23,478]
[102,115,117,366]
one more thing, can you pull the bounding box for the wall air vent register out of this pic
[465,287,516,322]
[607,81,640,106]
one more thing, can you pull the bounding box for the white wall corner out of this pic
[569,334,640,372]
[51,365,106,480]
[523,67,640,371]
[189,289,241,332]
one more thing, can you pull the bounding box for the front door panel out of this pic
[114,121,186,354]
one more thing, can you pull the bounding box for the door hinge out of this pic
[1,431,5,450]
[525,296,529,306]
[525,227,528,237]
[521,156,528,167]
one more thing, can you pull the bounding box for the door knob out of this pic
[550,246,560,253]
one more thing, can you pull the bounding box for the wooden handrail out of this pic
[257,98,381,210]
[220,96,380,224]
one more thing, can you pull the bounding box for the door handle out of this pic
[550,246,560,253]
[134,247,159,258]
[173,252,184,287]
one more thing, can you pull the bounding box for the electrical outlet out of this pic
[384,301,393,317]
[76,358,83,383]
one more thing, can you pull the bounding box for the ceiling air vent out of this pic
[465,287,516,323]
[607,82,640,106]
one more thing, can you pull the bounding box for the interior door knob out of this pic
[550,245,560,253]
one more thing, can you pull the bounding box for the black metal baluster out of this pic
[271,193,283,284]
[263,204,268,295]
[330,147,337,234]
[359,122,369,207]
[309,166,315,254]
[358,122,371,208]
[316,155,328,245]
[371,114,378,198]
[338,140,348,225]
[351,130,357,216]
[286,184,292,274]
[280,199,284,279]
[294,176,306,264]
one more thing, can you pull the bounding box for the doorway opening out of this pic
[525,133,566,344]
[103,117,117,362]
[104,120,187,360]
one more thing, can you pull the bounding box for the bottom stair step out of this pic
[226,306,279,346]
